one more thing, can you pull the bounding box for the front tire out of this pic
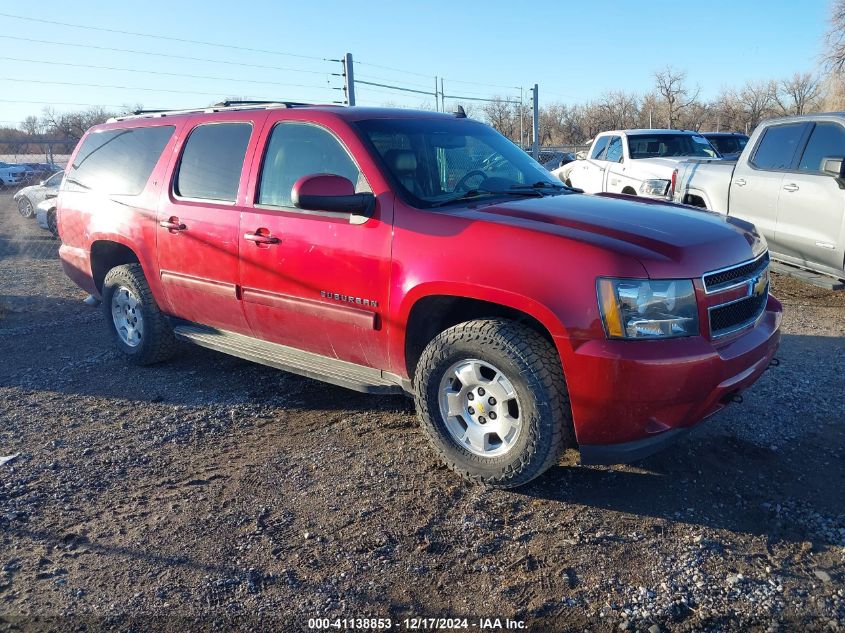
[102,263,177,366]
[17,197,33,218]
[414,319,572,488]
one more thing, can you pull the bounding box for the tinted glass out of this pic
[355,118,558,208]
[707,135,748,156]
[798,122,845,173]
[67,126,174,195]
[176,123,251,202]
[45,172,63,187]
[259,123,363,207]
[628,134,717,158]
[751,124,806,170]
[590,136,610,160]
[605,136,623,162]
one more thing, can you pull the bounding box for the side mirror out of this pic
[291,174,375,223]
[821,156,845,189]
[39,180,46,186]
[45,192,57,200]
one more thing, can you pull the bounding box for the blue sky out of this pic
[0,0,832,126]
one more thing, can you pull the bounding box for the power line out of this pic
[0,36,334,76]
[0,77,332,98]
[355,73,436,91]
[0,57,336,90]
[0,99,126,108]
[355,80,434,97]
[0,12,333,62]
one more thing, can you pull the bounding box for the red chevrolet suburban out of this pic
[56,102,781,488]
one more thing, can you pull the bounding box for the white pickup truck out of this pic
[673,114,845,282]
[552,129,720,199]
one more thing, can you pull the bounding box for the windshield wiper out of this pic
[511,181,581,194]
[431,186,544,207]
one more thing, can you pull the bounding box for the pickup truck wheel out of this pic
[102,264,177,366]
[17,197,33,218]
[414,319,571,488]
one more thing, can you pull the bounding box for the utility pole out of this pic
[649,109,653,128]
[434,77,439,112]
[519,87,524,148]
[440,78,445,112]
[531,84,539,160]
[342,53,356,106]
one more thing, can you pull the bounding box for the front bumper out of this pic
[562,295,782,464]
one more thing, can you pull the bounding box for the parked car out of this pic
[702,132,749,160]
[13,171,63,218]
[56,104,781,488]
[22,162,62,183]
[552,129,721,198]
[674,113,845,282]
[0,162,27,189]
[35,198,58,238]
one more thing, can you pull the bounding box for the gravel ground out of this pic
[0,190,843,632]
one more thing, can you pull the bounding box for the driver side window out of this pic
[604,136,623,163]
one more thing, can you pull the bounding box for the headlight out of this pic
[597,278,699,339]
[639,179,671,197]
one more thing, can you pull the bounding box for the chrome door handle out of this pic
[159,218,186,231]
[734,178,746,187]
[782,183,799,192]
[244,231,280,245]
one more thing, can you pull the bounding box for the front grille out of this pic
[709,288,768,335]
[703,251,769,292]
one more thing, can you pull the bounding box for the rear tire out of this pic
[102,263,177,366]
[413,318,572,488]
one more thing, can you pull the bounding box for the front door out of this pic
[238,120,393,369]
[571,136,610,193]
[775,121,845,270]
[157,118,259,333]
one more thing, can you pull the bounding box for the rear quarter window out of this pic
[67,126,175,195]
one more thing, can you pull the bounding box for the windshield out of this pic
[628,133,719,159]
[354,118,561,208]
[707,135,748,155]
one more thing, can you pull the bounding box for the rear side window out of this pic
[751,124,806,170]
[68,126,174,195]
[798,122,845,173]
[258,122,364,208]
[590,136,610,160]
[175,123,252,202]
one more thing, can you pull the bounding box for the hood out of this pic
[461,192,766,279]
[628,156,699,175]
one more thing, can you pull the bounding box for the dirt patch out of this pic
[0,191,843,632]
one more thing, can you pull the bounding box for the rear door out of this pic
[728,122,810,242]
[775,121,845,270]
[238,118,393,369]
[157,116,262,333]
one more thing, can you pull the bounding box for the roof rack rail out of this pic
[108,100,316,123]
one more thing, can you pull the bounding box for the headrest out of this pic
[385,149,417,172]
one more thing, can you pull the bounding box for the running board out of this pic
[770,262,844,290]
[173,324,405,395]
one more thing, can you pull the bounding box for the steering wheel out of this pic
[454,170,488,192]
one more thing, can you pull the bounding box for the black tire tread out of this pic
[414,318,573,488]
[102,263,177,366]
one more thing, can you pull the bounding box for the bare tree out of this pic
[596,91,640,130]
[653,66,700,128]
[824,0,845,72]
[482,97,519,141]
[734,80,777,132]
[21,116,42,136]
[775,72,823,115]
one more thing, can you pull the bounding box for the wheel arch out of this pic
[89,239,142,293]
[400,287,566,381]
